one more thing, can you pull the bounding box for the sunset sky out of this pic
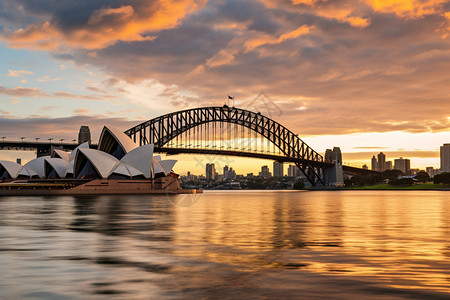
[0,0,449,175]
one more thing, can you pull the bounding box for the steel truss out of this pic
[125,106,325,186]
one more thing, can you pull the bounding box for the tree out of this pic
[415,171,430,183]
[293,180,305,190]
[434,172,450,184]
[382,169,402,181]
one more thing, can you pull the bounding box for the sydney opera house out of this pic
[0,126,198,195]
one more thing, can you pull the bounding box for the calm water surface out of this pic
[0,191,449,299]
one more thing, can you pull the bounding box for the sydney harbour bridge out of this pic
[0,106,378,186]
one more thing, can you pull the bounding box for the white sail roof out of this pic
[18,166,38,178]
[45,158,69,178]
[159,160,177,175]
[24,156,50,178]
[66,160,74,175]
[98,126,137,158]
[120,144,154,179]
[70,142,90,161]
[153,159,166,176]
[0,160,24,179]
[52,149,71,161]
[76,148,119,178]
[112,162,145,178]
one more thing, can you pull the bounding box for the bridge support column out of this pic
[323,147,344,187]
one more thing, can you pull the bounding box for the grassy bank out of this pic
[343,183,450,190]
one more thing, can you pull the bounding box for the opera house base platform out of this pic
[0,176,202,196]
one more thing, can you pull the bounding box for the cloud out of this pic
[0,84,47,97]
[7,69,33,77]
[36,75,63,82]
[365,0,448,18]
[1,1,207,50]
[0,84,115,101]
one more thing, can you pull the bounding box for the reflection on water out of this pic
[0,191,449,299]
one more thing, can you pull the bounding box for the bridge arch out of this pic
[125,106,325,186]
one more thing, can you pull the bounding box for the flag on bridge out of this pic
[228,95,234,100]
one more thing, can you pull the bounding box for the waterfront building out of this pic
[385,161,392,170]
[441,144,450,172]
[362,164,368,170]
[206,163,215,180]
[78,126,91,145]
[426,167,435,178]
[371,155,377,171]
[394,157,411,175]
[273,161,283,177]
[377,152,386,172]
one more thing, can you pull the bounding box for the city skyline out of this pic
[0,1,449,170]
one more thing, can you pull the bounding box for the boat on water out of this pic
[0,126,202,196]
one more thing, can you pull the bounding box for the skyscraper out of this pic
[223,165,229,179]
[371,155,378,171]
[377,152,386,172]
[259,165,271,179]
[394,157,410,175]
[288,165,300,177]
[440,144,450,172]
[273,161,283,177]
[385,161,392,170]
[206,163,215,180]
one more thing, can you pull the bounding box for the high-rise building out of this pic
[385,161,392,170]
[441,144,450,172]
[394,157,411,175]
[259,165,271,179]
[78,126,91,145]
[206,163,215,180]
[223,165,229,179]
[288,165,301,177]
[377,152,386,172]
[371,155,378,171]
[273,161,283,177]
[426,167,435,178]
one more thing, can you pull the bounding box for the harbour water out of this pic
[1,191,449,299]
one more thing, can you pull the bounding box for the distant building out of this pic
[273,161,283,177]
[377,152,386,172]
[247,173,254,178]
[78,126,91,145]
[394,157,411,175]
[385,161,392,170]
[223,165,229,179]
[371,155,378,171]
[206,163,215,180]
[441,144,450,172]
[259,165,271,179]
[288,165,301,177]
[362,164,368,170]
[426,167,435,178]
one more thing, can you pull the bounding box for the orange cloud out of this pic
[365,0,447,18]
[1,1,205,50]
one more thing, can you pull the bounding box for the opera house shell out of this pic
[0,126,198,195]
